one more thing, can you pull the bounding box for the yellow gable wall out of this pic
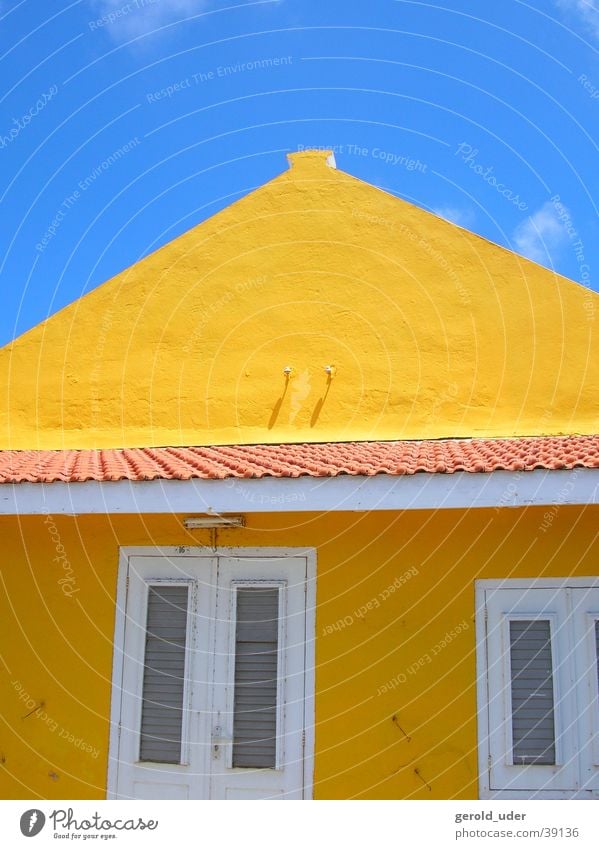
[0,150,597,449]
[0,504,596,800]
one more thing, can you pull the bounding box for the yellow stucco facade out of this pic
[0,150,596,450]
[1,505,597,800]
[0,150,597,800]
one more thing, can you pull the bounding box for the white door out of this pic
[109,549,314,800]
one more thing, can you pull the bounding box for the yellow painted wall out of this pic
[1,505,597,800]
[0,150,597,449]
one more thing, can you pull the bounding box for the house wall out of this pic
[0,150,597,450]
[0,503,597,800]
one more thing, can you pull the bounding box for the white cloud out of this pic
[512,202,569,265]
[433,206,475,228]
[91,0,207,40]
[554,0,599,40]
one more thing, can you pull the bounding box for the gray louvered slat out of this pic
[139,585,188,763]
[232,587,279,769]
[509,619,556,765]
[595,621,599,696]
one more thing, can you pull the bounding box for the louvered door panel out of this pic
[115,553,310,799]
[232,587,279,768]
[139,585,189,763]
[509,619,556,765]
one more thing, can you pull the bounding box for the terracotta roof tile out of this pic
[0,436,597,485]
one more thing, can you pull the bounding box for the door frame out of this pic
[106,545,317,800]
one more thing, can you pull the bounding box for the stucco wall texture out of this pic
[0,150,597,450]
[1,505,597,800]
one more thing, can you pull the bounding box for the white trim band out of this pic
[0,468,597,515]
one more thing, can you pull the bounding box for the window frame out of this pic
[476,577,599,800]
[578,611,599,780]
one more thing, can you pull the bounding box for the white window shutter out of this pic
[139,585,189,763]
[483,586,578,794]
[509,620,556,765]
[232,587,279,768]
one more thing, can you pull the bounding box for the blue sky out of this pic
[0,0,597,347]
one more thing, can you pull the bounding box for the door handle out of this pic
[211,726,232,758]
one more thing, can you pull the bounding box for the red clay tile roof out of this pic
[0,436,597,484]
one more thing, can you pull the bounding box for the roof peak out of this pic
[286,149,337,170]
